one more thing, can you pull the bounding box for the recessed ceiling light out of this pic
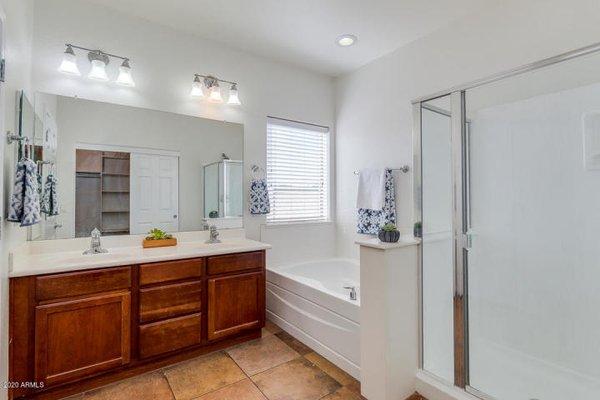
[337,34,357,47]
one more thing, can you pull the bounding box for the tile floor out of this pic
[63,320,366,400]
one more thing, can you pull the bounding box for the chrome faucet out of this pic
[205,225,221,244]
[201,218,210,231]
[344,286,357,301]
[83,228,108,255]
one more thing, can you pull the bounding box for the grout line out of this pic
[160,369,178,399]
[222,351,272,400]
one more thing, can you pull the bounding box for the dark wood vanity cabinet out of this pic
[35,291,131,386]
[9,250,266,400]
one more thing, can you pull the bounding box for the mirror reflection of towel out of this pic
[41,174,60,216]
[249,178,270,215]
[357,169,395,235]
[7,157,41,227]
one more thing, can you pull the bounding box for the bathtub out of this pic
[266,258,360,379]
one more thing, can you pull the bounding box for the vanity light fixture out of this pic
[116,59,135,87]
[336,34,357,47]
[58,44,81,76]
[208,82,223,103]
[227,83,241,105]
[190,74,241,105]
[58,44,135,87]
[87,51,110,82]
[190,75,204,97]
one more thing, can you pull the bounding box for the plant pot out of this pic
[378,229,400,243]
[142,238,177,248]
[414,224,422,238]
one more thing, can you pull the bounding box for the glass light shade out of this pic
[88,59,109,81]
[116,64,135,87]
[190,80,204,97]
[209,85,223,103]
[227,86,241,105]
[58,52,80,76]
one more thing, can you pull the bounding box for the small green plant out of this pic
[146,228,173,240]
[414,221,422,229]
[382,223,398,232]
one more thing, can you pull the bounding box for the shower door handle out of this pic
[462,230,475,251]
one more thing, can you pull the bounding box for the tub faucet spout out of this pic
[344,286,357,301]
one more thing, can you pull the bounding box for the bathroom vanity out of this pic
[8,233,270,399]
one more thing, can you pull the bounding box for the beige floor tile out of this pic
[194,379,267,400]
[226,334,299,375]
[274,331,313,355]
[320,386,363,400]
[164,351,245,399]
[252,358,340,400]
[304,352,355,386]
[82,372,174,400]
[263,319,283,335]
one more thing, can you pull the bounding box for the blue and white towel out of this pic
[357,169,396,234]
[41,173,59,216]
[7,157,41,227]
[249,178,270,215]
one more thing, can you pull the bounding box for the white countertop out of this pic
[355,236,420,250]
[9,230,271,277]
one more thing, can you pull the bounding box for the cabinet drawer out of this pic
[139,281,202,323]
[139,313,202,359]
[207,251,264,276]
[36,267,131,301]
[139,258,204,286]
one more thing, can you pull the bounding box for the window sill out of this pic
[264,220,333,229]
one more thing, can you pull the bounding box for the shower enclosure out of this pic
[203,159,243,219]
[416,44,600,400]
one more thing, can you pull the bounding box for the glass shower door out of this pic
[420,95,455,383]
[464,52,600,400]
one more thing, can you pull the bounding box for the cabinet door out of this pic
[207,272,264,341]
[35,291,131,386]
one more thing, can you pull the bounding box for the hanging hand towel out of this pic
[249,178,270,215]
[7,157,41,227]
[357,169,396,235]
[356,168,386,210]
[41,173,59,216]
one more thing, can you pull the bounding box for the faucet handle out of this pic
[91,227,101,238]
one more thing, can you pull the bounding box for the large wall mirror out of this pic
[26,92,244,241]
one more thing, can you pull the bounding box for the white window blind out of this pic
[267,117,330,224]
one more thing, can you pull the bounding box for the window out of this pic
[266,117,330,224]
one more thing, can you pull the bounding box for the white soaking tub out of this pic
[266,258,360,379]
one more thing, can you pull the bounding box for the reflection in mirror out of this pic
[31,93,244,240]
[203,159,243,220]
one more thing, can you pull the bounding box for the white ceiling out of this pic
[84,0,492,76]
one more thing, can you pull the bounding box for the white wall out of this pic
[30,0,336,261]
[0,1,33,398]
[54,95,243,238]
[334,0,600,259]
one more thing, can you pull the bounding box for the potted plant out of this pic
[378,223,400,243]
[142,228,177,248]
[414,221,423,238]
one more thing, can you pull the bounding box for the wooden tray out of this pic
[142,238,177,248]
